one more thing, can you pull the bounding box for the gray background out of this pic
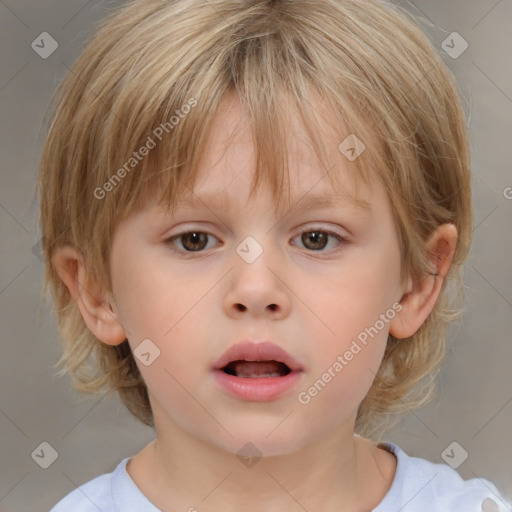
[0,1,511,511]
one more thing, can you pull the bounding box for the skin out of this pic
[53,91,458,512]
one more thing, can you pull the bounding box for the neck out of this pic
[127,415,394,512]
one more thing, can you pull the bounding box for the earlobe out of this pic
[51,246,127,345]
[389,223,458,339]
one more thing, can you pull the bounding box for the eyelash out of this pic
[164,228,349,257]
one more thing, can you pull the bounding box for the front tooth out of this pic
[239,372,282,378]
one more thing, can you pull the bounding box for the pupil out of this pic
[184,232,206,251]
[303,231,327,250]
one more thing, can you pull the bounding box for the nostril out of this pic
[234,304,278,312]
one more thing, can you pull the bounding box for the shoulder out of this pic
[374,442,511,512]
[49,459,127,512]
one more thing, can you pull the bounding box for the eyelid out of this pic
[165,221,350,237]
[296,223,350,239]
[164,223,349,242]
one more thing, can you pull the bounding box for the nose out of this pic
[223,246,291,319]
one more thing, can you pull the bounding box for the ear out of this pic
[51,246,127,345]
[389,223,458,339]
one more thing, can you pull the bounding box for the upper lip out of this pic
[213,341,303,372]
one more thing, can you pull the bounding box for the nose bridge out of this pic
[224,230,290,318]
[235,231,279,290]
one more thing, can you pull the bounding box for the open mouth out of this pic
[221,360,292,378]
[213,341,303,399]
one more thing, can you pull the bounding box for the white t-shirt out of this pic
[49,442,511,511]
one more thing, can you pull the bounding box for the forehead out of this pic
[156,90,375,216]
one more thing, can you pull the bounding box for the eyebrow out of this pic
[177,191,372,215]
[292,192,372,213]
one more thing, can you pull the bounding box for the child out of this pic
[38,0,511,510]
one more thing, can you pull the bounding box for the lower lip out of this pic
[212,369,302,401]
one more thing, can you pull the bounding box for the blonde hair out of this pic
[38,0,472,439]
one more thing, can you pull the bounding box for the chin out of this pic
[208,420,310,459]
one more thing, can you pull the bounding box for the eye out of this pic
[165,228,348,255]
[165,231,219,253]
[291,229,347,253]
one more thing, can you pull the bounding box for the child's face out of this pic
[108,92,406,455]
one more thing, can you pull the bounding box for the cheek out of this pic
[296,327,388,421]
[128,323,203,412]
[298,252,397,403]
[110,247,221,398]
[308,254,399,346]
[111,250,201,342]
[137,360,209,438]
